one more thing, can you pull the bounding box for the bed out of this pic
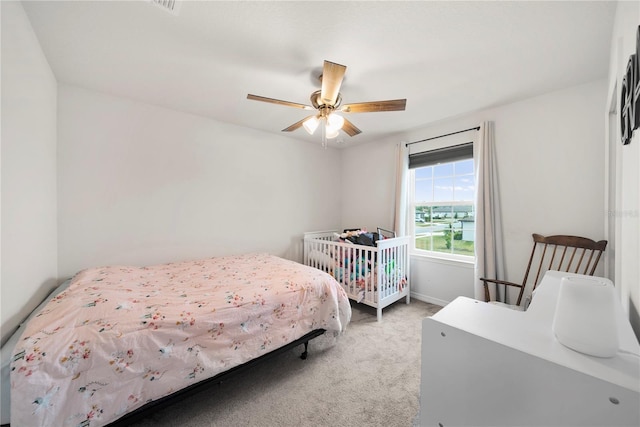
[304,230,410,321]
[5,253,351,427]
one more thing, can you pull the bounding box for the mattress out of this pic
[1,279,72,425]
[8,253,351,426]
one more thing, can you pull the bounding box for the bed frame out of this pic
[1,332,324,427]
[106,329,325,427]
[304,230,410,321]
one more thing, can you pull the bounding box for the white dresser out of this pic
[419,271,640,426]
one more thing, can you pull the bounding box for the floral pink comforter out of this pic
[10,253,351,427]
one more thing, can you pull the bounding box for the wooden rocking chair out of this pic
[480,233,607,309]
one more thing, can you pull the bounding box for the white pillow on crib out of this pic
[308,249,333,266]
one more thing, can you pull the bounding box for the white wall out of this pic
[341,138,397,230]
[341,80,607,304]
[607,1,640,338]
[0,1,58,345]
[57,85,342,278]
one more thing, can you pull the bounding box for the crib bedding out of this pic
[10,253,351,427]
[331,249,407,298]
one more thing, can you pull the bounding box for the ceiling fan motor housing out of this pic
[311,90,341,111]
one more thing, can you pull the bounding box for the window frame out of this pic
[407,137,476,263]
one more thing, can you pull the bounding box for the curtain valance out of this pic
[408,142,473,169]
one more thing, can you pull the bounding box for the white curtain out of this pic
[393,142,409,236]
[474,121,505,301]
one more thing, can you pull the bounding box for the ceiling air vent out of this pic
[149,0,181,16]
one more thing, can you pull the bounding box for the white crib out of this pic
[303,230,410,321]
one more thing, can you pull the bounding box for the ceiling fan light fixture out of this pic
[325,126,340,139]
[326,113,344,133]
[303,116,320,135]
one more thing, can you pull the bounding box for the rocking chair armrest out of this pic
[479,278,523,289]
[481,278,523,304]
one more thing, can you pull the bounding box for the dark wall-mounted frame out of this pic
[620,25,640,145]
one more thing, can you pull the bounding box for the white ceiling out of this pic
[22,0,616,147]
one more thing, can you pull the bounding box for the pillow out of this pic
[308,249,333,267]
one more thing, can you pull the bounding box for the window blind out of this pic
[408,142,473,169]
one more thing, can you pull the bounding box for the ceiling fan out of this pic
[247,60,406,145]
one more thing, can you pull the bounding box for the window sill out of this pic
[410,251,475,267]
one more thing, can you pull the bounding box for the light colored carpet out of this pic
[130,299,442,427]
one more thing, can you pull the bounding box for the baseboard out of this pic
[410,291,448,307]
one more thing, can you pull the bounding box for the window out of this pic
[408,143,475,260]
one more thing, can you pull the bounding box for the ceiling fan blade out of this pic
[247,94,314,110]
[281,115,315,132]
[320,60,346,106]
[342,118,362,137]
[341,99,407,113]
